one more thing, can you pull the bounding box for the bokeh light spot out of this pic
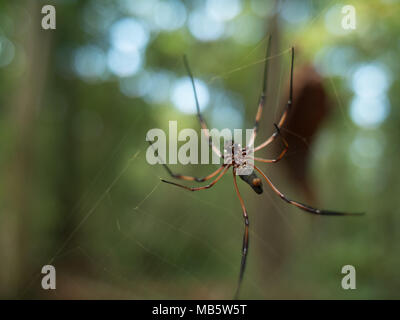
[122,0,158,18]
[280,0,311,24]
[110,18,149,52]
[314,46,357,77]
[74,45,106,80]
[350,96,390,128]
[188,8,225,42]
[210,91,244,130]
[206,0,242,22]
[0,36,15,68]
[107,48,142,77]
[154,0,187,31]
[324,4,347,35]
[171,77,209,113]
[352,64,390,98]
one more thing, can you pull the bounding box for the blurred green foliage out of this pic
[0,0,399,299]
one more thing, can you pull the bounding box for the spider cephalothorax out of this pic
[223,141,249,169]
[224,141,263,194]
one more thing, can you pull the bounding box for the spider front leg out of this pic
[248,35,271,148]
[232,169,250,300]
[254,124,289,164]
[183,55,223,159]
[162,162,226,182]
[161,165,230,191]
[147,140,225,183]
[254,46,294,153]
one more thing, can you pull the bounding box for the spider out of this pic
[151,36,363,299]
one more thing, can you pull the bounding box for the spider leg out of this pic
[254,125,288,163]
[254,165,364,216]
[161,165,230,191]
[254,46,294,153]
[147,140,225,182]
[248,35,272,148]
[183,56,223,159]
[232,169,249,300]
[162,164,226,182]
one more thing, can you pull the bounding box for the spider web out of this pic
[22,84,309,300]
[20,129,310,299]
[20,3,350,298]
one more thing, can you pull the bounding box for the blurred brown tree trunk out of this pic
[253,11,292,298]
[255,13,332,299]
[0,1,52,297]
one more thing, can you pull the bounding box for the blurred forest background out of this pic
[0,0,399,299]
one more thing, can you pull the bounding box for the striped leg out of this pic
[254,46,294,153]
[161,163,226,182]
[232,169,250,300]
[254,125,288,163]
[147,140,225,183]
[183,56,223,159]
[248,35,272,148]
[161,165,230,191]
[254,165,364,216]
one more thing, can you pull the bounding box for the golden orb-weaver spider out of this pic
[151,36,363,299]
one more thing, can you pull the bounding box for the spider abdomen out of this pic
[239,172,263,194]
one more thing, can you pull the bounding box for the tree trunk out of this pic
[0,0,52,297]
